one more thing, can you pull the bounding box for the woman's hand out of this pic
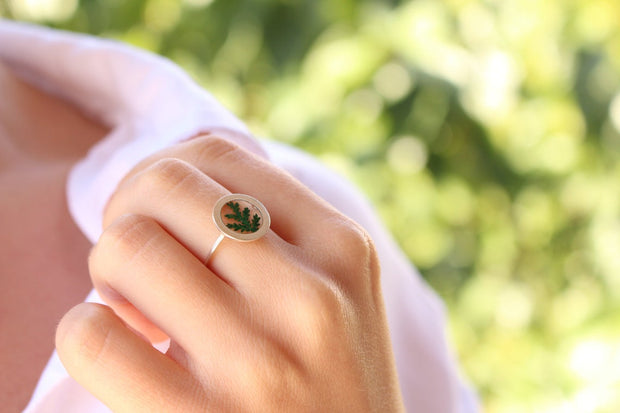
[56,135,405,412]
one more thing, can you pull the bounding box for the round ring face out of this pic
[212,194,271,242]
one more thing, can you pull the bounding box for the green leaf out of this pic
[224,201,261,233]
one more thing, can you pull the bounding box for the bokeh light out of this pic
[8,0,77,22]
[5,0,620,411]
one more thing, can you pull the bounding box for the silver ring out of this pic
[205,193,271,264]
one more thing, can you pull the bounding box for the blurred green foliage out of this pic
[4,0,620,411]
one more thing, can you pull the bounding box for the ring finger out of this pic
[103,156,293,293]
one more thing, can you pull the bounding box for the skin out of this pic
[1,62,405,411]
[0,62,108,411]
[57,135,406,411]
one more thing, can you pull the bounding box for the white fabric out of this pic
[0,20,477,413]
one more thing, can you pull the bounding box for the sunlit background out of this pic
[3,0,620,411]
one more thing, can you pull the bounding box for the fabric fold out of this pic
[0,20,252,242]
[0,20,477,413]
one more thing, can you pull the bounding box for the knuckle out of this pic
[331,216,369,252]
[191,135,245,165]
[103,158,197,227]
[139,157,197,194]
[90,214,159,277]
[316,216,382,296]
[56,303,116,370]
[325,216,374,268]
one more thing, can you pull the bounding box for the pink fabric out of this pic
[0,19,251,243]
[0,20,476,413]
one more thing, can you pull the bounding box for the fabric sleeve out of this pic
[0,19,255,242]
[1,20,477,413]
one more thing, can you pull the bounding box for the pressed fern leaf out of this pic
[224,201,261,233]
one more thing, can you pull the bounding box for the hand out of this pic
[56,135,405,412]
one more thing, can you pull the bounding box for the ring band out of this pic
[204,193,271,264]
